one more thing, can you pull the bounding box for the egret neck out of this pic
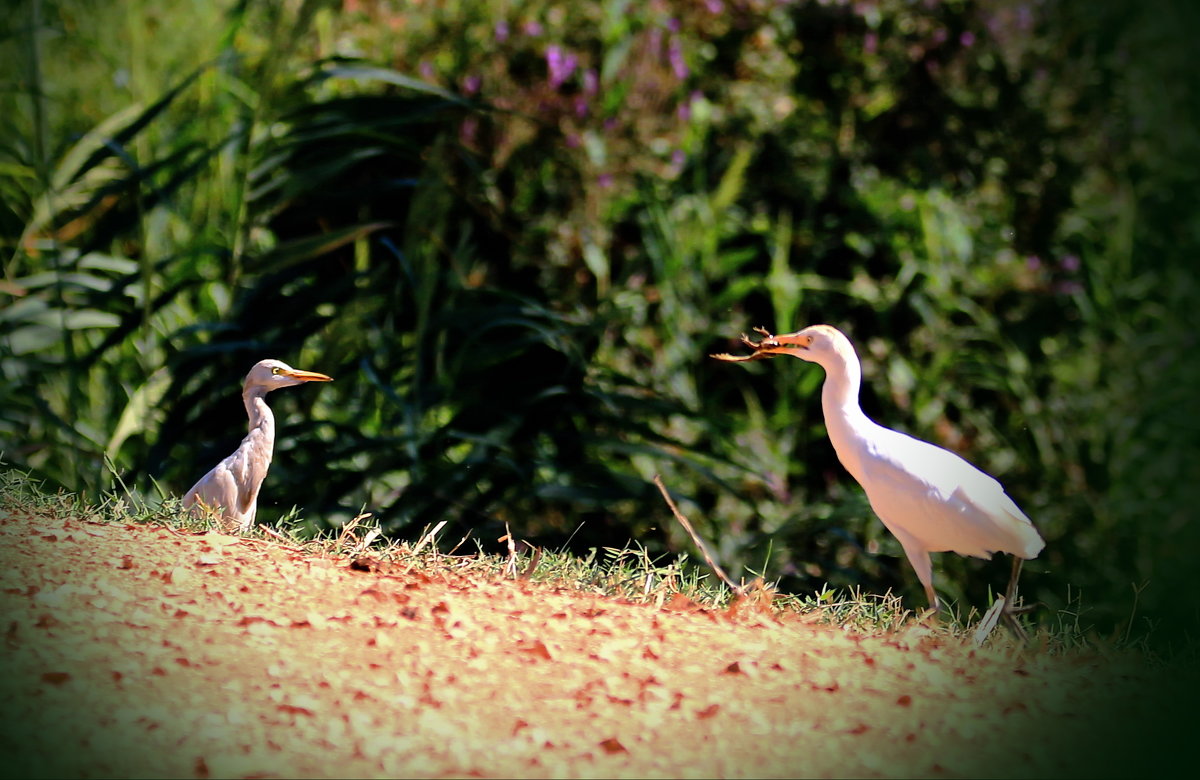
[817,337,875,487]
[244,384,276,463]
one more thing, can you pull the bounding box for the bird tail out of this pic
[1006,507,1046,559]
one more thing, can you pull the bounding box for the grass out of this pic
[0,461,1129,656]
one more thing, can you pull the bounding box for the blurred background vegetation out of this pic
[2,0,1197,649]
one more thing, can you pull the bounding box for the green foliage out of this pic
[2,0,1197,649]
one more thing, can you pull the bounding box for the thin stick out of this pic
[521,545,543,580]
[502,522,518,578]
[652,474,742,594]
[972,596,1005,647]
[411,520,447,558]
[336,512,367,550]
[400,520,448,575]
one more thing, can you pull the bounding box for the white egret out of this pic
[714,325,1044,627]
[183,359,333,532]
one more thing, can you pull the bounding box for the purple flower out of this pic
[523,20,543,37]
[671,149,686,167]
[603,117,618,132]
[419,60,435,80]
[1055,280,1084,296]
[1061,254,1081,272]
[494,21,510,42]
[1026,255,1042,271]
[677,101,691,121]
[667,17,681,33]
[668,36,688,80]
[705,0,724,13]
[598,172,614,188]
[583,68,599,96]
[959,31,976,47]
[459,117,478,146]
[462,74,481,95]
[566,133,581,149]
[546,45,578,89]
[574,96,589,118]
[647,27,663,56]
[864,32,878,54]
[1017,5,1034,30]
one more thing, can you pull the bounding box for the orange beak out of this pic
[761,332,811,351]
[282,368,333,382]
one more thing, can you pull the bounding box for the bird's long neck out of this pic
[819,350,875,484]
[243,386,275,456]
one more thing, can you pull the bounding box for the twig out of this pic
[1123,580,1149,645]
[972,597,1005,647]
[336,512,365,550]
[521,545,543,580]
[412,520,448,557]
[502,522,518,578]
[401,520,448,575]
[353,528,382,557]
[446,530,473,556]
[652,474,743,594]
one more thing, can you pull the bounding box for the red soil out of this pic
[0,509,1177,778]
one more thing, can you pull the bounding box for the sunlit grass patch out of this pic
[0,461,1147,659]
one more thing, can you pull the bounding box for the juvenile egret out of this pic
[183,359,332,532]
[714,325,1044,625]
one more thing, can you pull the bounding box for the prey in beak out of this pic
[711,327,785,362]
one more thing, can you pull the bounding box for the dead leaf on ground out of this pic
[599,737,627,754]
[518,639,553,660]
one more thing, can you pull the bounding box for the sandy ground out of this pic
[0,505,1188,778]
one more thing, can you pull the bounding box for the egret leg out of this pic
[1000,556,1036,641]
[1004,556,1022,605]
[892,530,938,613]
[924,583,940,613]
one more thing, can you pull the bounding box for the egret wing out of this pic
[220,429,272,518]
[856,425,1044,559]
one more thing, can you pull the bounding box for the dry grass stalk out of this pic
[652,474,743,595]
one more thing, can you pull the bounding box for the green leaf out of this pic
[314,63,466,104]
[61,310,121,329]
[253,222,393,274]
[78,253,140,275]
[106,367,173,461]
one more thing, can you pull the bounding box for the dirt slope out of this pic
[0,508,1179,778]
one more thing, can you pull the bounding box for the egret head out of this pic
[243,359,333,393]
[746,324,857,369]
